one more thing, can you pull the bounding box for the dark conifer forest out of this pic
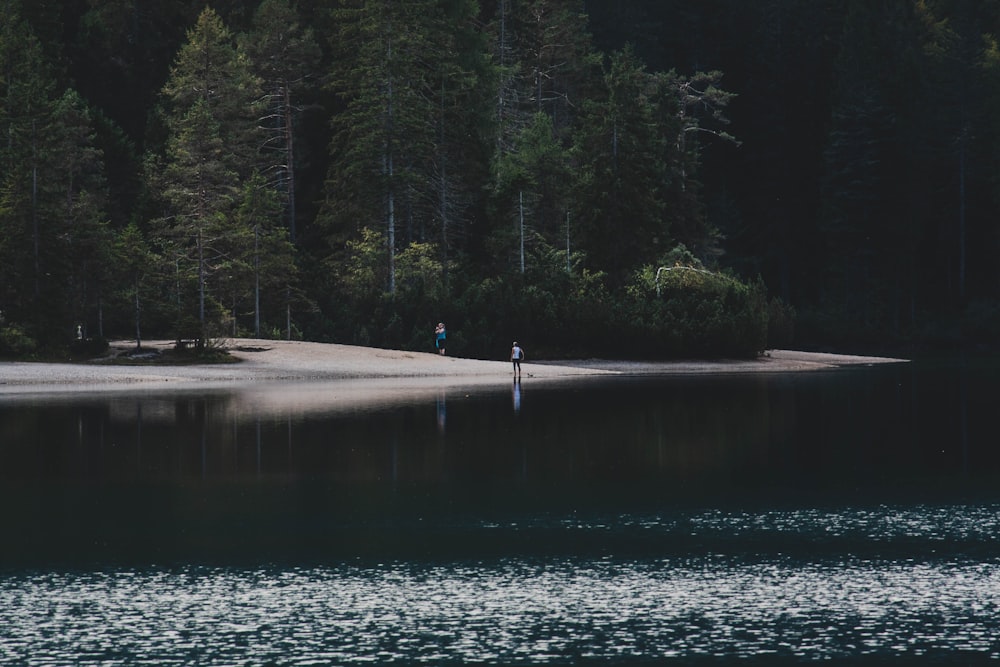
[2,0,998,359]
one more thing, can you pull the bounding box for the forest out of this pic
[2,0,999,360]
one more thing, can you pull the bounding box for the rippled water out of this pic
[3,505,1000,665]
[0,505,1000,665]
[3,360,1000,664]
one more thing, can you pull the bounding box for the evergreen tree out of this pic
[152,7,261,344]
[483,0,597,276]
[325,0,458,295]
[657,67,737,258]
[569,46,668,284]
[45,89,113,340]
[113,222,157,348]
[233,171,297,338]
[424,0,493,274]
[516,0,597,132]
[161,7,260,176]
[0,2,58,338]
[494,112,571,274]
[242,0,322,244]
[485,0,596,161]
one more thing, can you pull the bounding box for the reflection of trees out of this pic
[2,381,784,483]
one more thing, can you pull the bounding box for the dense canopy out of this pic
[1,0,997,359]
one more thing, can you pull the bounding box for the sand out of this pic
[0,338,908,396]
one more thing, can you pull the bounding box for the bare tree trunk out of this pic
[134,286,141,349]
[565,209,571,273]
[198,228,206,346]
[254,223,261,337]
[519,190,525,274]
[385,20,396,295]
[32,120,40,302]
[388,156,396,294]
[283,83,297,243]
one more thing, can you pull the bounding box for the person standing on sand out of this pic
[435,322,447,355]
[510,341,524,377]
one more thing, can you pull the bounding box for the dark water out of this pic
[2,358,1000,665]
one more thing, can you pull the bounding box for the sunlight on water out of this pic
[3,505,1000,665]
[4,364,1000,665]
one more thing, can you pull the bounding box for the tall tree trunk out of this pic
[254,222,261,338]
[283,83,297,243]
[565,209,570,273]
[385,21,396,296]
[519,190,525,274]
[198,228,206,345]
[32,120,40,302]
[133,285,141,349]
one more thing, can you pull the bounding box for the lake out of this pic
[1,357,999,665]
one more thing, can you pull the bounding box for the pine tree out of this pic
[242,0,321,244]
[161,7,260,176]
[233,171,297,338]
[0,1,58,338]
[325,0,453,295]
[657,67,737,257]
[153,7,261,345]
[494,112,571,273]
[113,222,157,348]
[570,46,668,283]
[45,89,113,340]
[484,0,597,275]
[423,0,493,274]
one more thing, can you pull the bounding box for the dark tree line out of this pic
[1,0,997,359]
[589,0,1000,349]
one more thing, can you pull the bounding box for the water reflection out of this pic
[3,359,1000,664]
[0,377,782,486]
[2,362,997,490]
[436,390,447,433]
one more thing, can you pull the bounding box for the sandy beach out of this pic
[0,338,907,395]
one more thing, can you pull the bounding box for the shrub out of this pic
[623,264,769,358]
[0,325,37,358]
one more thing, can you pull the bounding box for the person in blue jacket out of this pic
[435,322,447,355]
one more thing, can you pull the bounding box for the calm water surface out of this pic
[1,357,999,665]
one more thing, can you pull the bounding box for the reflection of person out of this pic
[435,322,446,355]
[510,341,524,377]
[436,391,447,432]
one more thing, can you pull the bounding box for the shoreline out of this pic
[0,338,908,395]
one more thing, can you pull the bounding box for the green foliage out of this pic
[242,0,321,242]
[396,242,446,303]
[0,323,37,358]
[150,7,264,342]
[621,258,769,358]
[111,222,157,344]
[23,0,1000,359]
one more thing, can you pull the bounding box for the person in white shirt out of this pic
[510,341,524,377]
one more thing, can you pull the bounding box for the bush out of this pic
[0,325,37,358]
[621,265,769,358]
